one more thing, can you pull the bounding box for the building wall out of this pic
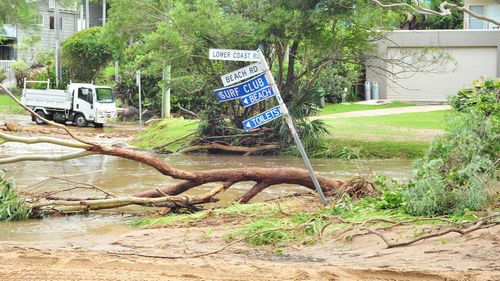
[366,30,500,102]
[14,0,104,63]
[463,0,500,29]
[16,1,78,63]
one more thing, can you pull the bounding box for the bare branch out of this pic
[0,150,93,164]
[0,132,92,149]
[371,0,500,26]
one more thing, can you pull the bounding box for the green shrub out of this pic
[403,80,499,216]
[450,79,499,117]
[11,59,30,88]
[0,171,31,221]
[62,27,113,82]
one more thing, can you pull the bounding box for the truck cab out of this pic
[67,83,117,127]
[21,80,117,128]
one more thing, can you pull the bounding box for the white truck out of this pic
[21,80,117,128]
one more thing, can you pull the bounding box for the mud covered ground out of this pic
[1,114,499,280]
[0,197,498,281]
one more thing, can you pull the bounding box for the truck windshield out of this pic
[95,88,114,103]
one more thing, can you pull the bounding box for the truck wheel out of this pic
[74,114,88,127]
[34,110,46,125]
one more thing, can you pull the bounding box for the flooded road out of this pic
[0,141,412,248]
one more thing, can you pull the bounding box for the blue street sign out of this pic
[240,86,275,108]
[242,105,282,131]
[214,73,268,102]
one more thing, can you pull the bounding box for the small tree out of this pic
[11,59,30,89]
[62,27,113,82]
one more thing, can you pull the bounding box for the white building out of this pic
[464,0,500,29]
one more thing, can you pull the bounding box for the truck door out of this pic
[75,87,95,121]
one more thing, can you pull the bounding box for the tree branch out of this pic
[0,150,93,164]
[371,0,500,26]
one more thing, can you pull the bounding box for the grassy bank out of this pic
[321,110,449,158]
[320,102,414,115]
[131,110,448,159]
[0,95,24,114]
[131,118,198,151]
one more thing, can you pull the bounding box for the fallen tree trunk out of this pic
[177,143,279,156]
[31,184,228,215]
[0,84,369,210]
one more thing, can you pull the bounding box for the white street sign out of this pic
[135,70,141,86]
[209,48,259,62]
[220,62,263,87]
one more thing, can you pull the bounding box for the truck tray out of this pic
[21,89,72,110]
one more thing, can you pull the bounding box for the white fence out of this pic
[0,60,15,87]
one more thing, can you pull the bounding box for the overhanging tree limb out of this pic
[371,0,500,26]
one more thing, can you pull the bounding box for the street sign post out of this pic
[208,48,328,205]
[209,48,259,62]
[136,70,142,127]
[240,86,275,108]
[254,49,327,204]
[220,62,263,87]
[214,73,268,102]
[242,105,282,131]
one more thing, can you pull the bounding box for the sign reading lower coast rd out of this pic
[242,105,282,131]
[241,86,275,108]
[214,73,268,102]
[209,48,259,62]
[220,62,263,87]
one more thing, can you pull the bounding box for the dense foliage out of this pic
[103,0,402,151]
[62,27,113,82]
[0,0,38,27]
[402,80,499,216]
[11,59,30,88]
[0,171,31,222]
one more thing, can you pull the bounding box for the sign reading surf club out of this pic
[208,47,328,205]
[214,73,268,102]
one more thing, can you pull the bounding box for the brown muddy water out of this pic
[0,141,411,248]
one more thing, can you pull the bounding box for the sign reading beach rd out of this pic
[242,105,282,131]
[241,86,275,108]
[214,73,268,102]
[220,62,263,87]
[209,48,259,62]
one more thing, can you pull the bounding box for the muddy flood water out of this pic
[0,141,412,249]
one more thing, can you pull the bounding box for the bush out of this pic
[0,68,6,83]
[11,59,30,88]
[450,79,499,117]
[62,27,113,82]
[0,171,31,222]
[403,80,499,216]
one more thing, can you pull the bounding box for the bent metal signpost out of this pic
[209,48,327,205]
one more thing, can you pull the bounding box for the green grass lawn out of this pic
[131,118,199,152]
[0,95,24,114]
[320,102,414,115]
[321,110,450,158]
[131,110,449,159]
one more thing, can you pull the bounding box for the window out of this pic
[78,88,91,103]
[469,5,485,29]
[49,16,63,30]
[95,88,115,103]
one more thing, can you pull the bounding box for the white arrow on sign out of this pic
[220,62,264,87]
[209,48,259,62]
